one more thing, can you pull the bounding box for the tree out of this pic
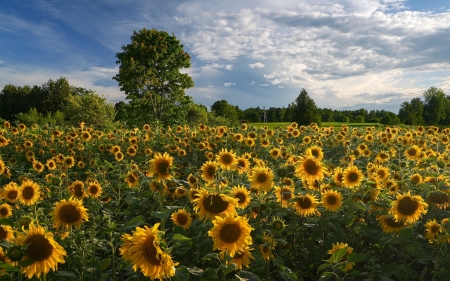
[398,98,424,125]
[113,28,194,125]
[210,100,239,125]
[293,88,321,126]
[422,87,448,125]
[41,77,72,114]
[63,92,116,127]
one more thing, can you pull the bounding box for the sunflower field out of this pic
[0,120,450,281]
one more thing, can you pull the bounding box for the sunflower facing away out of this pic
[52,198,89,230]
[389,191,428,224]
[216,148,238,170]
[292,194,319,217]
[120,223,177,280]
[377,214,406,233]
[208,214,253,257]
[149,152,174,182]
[171,209,192,230]
[18,179,41,205]
[228,246,255,270]
[193,189,238,221]
[342,165,364,188]
[321,190,343,212]
[15,222,67,279]
[327,243,355,272]
[295,156,327,183]
[230,185,252,209]
[249,166,274,193]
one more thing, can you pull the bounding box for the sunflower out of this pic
[269,148,281,159]
[274,185,295,208]
[333,167,344,186]
[2,182,19,202]
[321,190,343,212]
[327,243,355,272]
[124,171,139,188]
[295,156,327,183]
[249,166,274,193]
[0,225,13,241]
[69,180,86,199]
[234,157,250,174]
[292,194,319,217]
[63,156,75,168]
[46,159,57,170]
[52,198,88,230]
[404,145,421,160]
[119,223,177,280]
[216,148,237,170]
[18,179,41,205]
[149,152,173,182]
[193,189,238,221]
[259,232,276,261]
[32,161,45,173]
[200,161,218,182]
[372,166,390,182]
[115,151,124,162]
[424,219,442,243]
[342,165,364,188]
[127,146,137,157]
[390,191,428,224]
[208,214,253,257]
[171,209,192,230]
[228,246,255,270]
[305,146,324,160]
[0,203,12,218]
[410,173,423,184]
[230,185,252,209]
[15,222,66,279]
[377,214,406,233]
[188,188,200,202]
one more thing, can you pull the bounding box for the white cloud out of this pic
[224,82,237,87]
[173,16,192,25]
[259,84,270,86]
[249,62,265,68]
[225,64,233,70]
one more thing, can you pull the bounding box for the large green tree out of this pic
[422,87,449,125]
[63,92,116,127]
[293,88,321,126]
[398,98,424,125]
[210,100,239,125]
[113,28,194,125]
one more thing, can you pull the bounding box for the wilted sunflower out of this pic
[249,166,274,193]
[292,194,319,217]
[0,203,12,218]
[193,189,238,221]
[2,182,19,202]
[424,219,441,243]
[321,190,343,212]
[171,209,192,230]
[208,214,253,257]
[69,180,86,199]
[342,165,364,188]
[200,161,218,182]
[377,214,406,233]
[274,185,295,208]
[216,148,237,170]
[119,223,177,280]
[18,179,41,205]
[230,185,252,209]
[390,191,428,224]
[327,243,355,272]
[295,156,327,183]
[52,198,88,230]
[149,152,174,182]
[16,222,66,279]
[228,246,255,270]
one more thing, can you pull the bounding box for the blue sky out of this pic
[1,0,449,113]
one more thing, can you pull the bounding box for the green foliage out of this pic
[398,98,424,125]
[113,28,194,125]
[15,108,65,126]
[63,92,115,127]
[211,100,240,125]
[293,88,321,126]
[422,87,449,125]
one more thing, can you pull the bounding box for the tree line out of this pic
[1,28,449,128]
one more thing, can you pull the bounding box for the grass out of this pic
[248,122,381,129]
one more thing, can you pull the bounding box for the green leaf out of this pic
[317,263,331,272]
[379,234,397,247]
[319,272,334,281]
[0,218,13,227]
[55,271,79,280]
[237,271,262,281]
[330,246,347,263]
[99,257,111,270]
[151,210,171,221]
[347,253,368,263]
[18,258,36,267]
[354,201,367,211]
[201,253,220,262]
[399,227,413,241]
[219,263,236,275]
[200,268,218,280]
[405,241,424,258]
[348,270,361,277]
[172,234,192,242]
[0,262,21,272]
[187,266,204,276]
[173,265,190,281]
[117,215,144,230]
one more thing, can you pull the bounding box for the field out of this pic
[0,121,449,280]
[249,122,381,130]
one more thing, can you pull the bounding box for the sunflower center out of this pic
[384,217,404,228]
[25,234,53,261]
[408,149,417,156]
[219,224,242,243]
[206,166,216,177]
[0,208,8,216]
[297,197,312,209]
[326,195,337,205]
[142,237,162,265]
[22,185,35,200]
[221,154,233,165]
[89,185,99,194]
[397,197,419,215]
[176,214,188,225]
[281,189,293,200]
[347,172,359,183]
[257,173,268,184]
[7,190,18,200]
[73,184,84,197]
[59,204,81,224]
[311,150,319,157]
[156,161,170,175]
[233,252,244,259]
[303,159,319,175]
[0,227,7,240]
[234,192,246,203]
[203,195,230,214]
[430,225,439,233]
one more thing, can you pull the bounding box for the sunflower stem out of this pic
[266,235,275,278]
[221,248,228,281]
[159,181,165,230]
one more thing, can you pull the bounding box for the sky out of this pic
[1,0,449,113]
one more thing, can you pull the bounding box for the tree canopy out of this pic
[113,28,194,125]
[293,88,321,126]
